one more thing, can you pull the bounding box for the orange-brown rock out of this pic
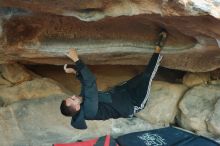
[0,1,220,72]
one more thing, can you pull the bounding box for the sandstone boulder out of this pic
[0,75,12,87]
[0,106,26,146]
[1,0,220,144]
[207,95,220,136]
[1,0,220,20]
[135,81,188,125]
[183,72,211,87]
[178,82,220,136]
[0,63,32,84]
[0,78,70,105]
[0,4,220,72]
[0,95,162,146]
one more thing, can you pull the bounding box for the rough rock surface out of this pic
[135,81,188,125]
[0,1,220,72]
[183,72,211,87]
[207,98,220,136]
[0,78,70,105]
[1,63,32,84]
[178,81,220,136]
[0,75,11,87]
[1,62,220,145]
[1,0,220,21]
[0,63,70,105]
[1,0,220,144]
[0,63,176,145]
[0,95,162,146]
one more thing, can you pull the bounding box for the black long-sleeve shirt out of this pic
[71,53,162,129]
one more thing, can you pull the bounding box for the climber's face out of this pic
[65,95,82,111]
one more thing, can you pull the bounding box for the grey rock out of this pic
[136,81,188,125]
[178,82,220,136]
[0,95,162,146]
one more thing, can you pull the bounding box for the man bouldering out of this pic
[60,31,167,129]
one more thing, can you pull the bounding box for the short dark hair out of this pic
[60,100,78,117]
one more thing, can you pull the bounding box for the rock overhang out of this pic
[1,2,220,144]
[0,0,220,72]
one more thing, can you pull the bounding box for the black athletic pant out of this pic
[111,53,162,113]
